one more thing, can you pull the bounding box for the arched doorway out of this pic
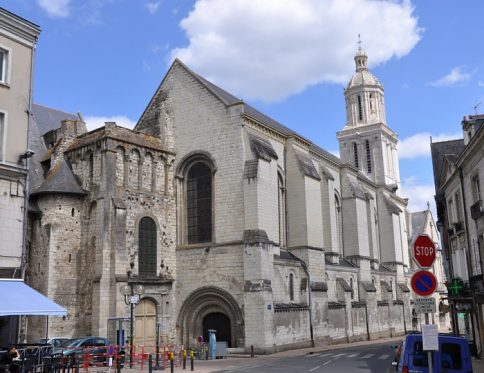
[134,298,156,350]
[177,286,244,348]
[203,313,231,347]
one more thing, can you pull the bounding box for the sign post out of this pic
[411,234,438,369]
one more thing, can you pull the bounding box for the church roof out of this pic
[160,59,342,166]
[31,160,86,196]
[410,210,428,238]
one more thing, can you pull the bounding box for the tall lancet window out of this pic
[366,140,372,173]
[353,142,359,169]
[357,95,363,121]
[278,173,286,247]
[187,162,212,244]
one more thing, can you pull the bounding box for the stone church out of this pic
[25,48,428,352]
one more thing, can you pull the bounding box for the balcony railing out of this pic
[471,200,484,220]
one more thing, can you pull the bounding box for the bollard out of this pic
[149,354,153,373]
[182,350,187,370]
[190,351,194,372]
[75,360,80,373]
[251,345,254,358]
[205,346,208,360]
[169,352,174,373]
[116,355,121,373]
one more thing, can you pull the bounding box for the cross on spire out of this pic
[357,34,362,51]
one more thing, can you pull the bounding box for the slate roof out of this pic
[295,151,321,180]
[430,139,464,192]
[248,133,278,161]
[31,160,86,196]
[410,210,428,240]
[29,104,80,193]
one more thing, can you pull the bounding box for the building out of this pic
[431,114,484,355]
[0,7,40,345]
[24,48,446,352]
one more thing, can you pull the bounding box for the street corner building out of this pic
[23,48,447,352]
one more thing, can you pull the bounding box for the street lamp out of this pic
[121,282,145,368]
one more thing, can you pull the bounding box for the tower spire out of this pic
[357,34,362,52]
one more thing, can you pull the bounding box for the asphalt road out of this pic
[214,342,397,373]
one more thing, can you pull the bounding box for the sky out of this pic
[3,0,484,218]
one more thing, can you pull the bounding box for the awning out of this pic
[0,279,67,316]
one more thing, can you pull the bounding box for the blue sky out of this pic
[3,0,483,216]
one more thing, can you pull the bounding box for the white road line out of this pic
[361,353,375,359]
[322,360,332,366]
[332,353,345,357]
[346,353,359,358]
[319,353,332,357]
[378,354,390,359]
[308,366,320,371]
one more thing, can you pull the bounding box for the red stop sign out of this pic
[412,234,436,268]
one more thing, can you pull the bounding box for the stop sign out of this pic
[412,234,436,268]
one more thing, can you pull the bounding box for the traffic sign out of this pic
[411,270,437,296]
[414,297,436,314]
[412,234,436,269]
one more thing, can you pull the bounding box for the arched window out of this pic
[289,273,294,302]
[187,162,212,244]
[278,173,286,247]
[139,217,157,276]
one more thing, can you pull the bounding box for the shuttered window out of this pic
[139,217,157,276]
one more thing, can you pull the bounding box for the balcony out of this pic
[471,200,484,220]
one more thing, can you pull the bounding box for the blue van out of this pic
[393,333,473,373]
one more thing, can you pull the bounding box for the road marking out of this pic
[308,366,320,371]
[378,354,390,359]
[319,353,332,357]
[323,360,332,366]
[361,353,374,359]
[346,353,359,357]
[332,353,345,357]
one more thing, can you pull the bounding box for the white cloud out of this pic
[398,132,462,159]
[478,80,484,87]
[401,177,436,216]
[170,0,422,102]
[145,2,161,14]
[427,66,473,87]
[37,0,70,18]
[83,115,136,131]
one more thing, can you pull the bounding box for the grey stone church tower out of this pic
[25,49,423,352]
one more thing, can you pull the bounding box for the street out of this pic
[212,342,396,373]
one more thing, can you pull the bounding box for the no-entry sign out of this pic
[411,270,437,297]
[412,234,436,269]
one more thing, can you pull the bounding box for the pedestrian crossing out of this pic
[306,351,391,360]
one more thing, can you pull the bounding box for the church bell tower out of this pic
[336,43,400,191]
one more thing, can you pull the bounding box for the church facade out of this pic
[25,50,433,352]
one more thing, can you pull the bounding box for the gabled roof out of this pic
[31,160,86,197]
[430,138,464,192]
[138,59,342,166]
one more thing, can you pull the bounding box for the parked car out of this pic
[60,337,124,367]
[392,333,473,372]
